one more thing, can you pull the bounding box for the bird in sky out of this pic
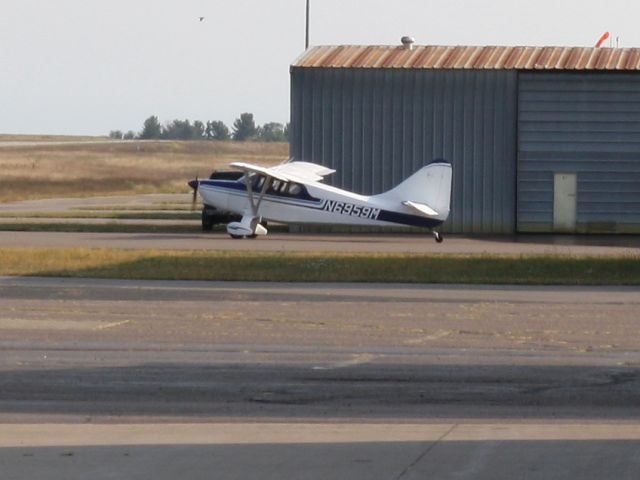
[198,16,205,22]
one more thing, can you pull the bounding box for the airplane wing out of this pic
[271,162,336,183]
[229,162,289,182]
[230,161,335,184]
[402,200,439,217]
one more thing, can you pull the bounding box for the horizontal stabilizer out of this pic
[403,200,439,217]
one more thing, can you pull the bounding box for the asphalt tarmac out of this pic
[2,230,640,255]
[1,277,640,478]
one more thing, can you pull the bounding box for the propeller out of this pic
[188,176,199,210]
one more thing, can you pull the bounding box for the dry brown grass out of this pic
[0,140,288,202]
[0,134,108,142]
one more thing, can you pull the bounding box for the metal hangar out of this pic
[290,41,640,233]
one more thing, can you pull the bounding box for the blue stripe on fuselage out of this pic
[199,179,246,191]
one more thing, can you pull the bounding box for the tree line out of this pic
[109,113,289,142]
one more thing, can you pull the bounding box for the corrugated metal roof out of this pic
[292,45,640,70]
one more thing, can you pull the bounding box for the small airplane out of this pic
[188,159,452,242]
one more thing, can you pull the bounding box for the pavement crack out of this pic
[95,320,131,331]
[394,423,458,479]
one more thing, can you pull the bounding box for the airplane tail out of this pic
[375,160,452,221]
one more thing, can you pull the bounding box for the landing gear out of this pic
[230,222,266,239]
[227,217,268,239]
[202,213,214,231]
[433,231,444,243]
[201,205,241,232]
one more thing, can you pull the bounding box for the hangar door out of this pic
[517,72,640,233]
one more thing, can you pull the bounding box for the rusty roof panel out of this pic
[625,50,640,69]
[503,47,521,69]
[546,47,561,68]
[458,46,477,68]
[488,47,504,68]
[382,47,403,68]
[293,45,640,71]
[369,49,388,68]
[613,49,627,69]
[575,49,591,69]
[320,46,346,67]
[595,49,608,68]
[432,46,450,68]
[349,46,372,68]
[563,48,580,69]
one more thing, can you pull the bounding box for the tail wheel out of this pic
[434,231,444,243]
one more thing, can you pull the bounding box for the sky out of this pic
[2,0,640,136]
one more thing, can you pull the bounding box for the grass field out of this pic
[0,139,288,202]
[0,134,109,142]
[1,248,638,285]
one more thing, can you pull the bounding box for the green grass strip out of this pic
[0,248,638,285]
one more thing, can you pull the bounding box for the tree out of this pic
[206,120,230,140]
[109,130,123,140]
[123,130,136,140]
[258,122,286,142]
[232,113,257,141]
[161,119,196,140]
[140,115,162,139]
[192,120,205,139]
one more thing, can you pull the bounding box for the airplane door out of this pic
[553,173,577,232]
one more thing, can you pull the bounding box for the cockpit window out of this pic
[266,180,304,197]
[244,175,305,198]
[288,183,302,195]
[251,174,266,191]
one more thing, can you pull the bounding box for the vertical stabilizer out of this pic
[375,160,452,220]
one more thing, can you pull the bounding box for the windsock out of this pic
[595,31,610,48]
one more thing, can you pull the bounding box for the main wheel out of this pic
[229,234,244,239]
[201,215,214,231]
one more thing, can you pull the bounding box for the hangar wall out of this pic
[290,68,518,234]
[518,72,640,233]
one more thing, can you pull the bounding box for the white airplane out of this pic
[188,159,452,242]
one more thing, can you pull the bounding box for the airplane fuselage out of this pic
[197,177,443,229]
